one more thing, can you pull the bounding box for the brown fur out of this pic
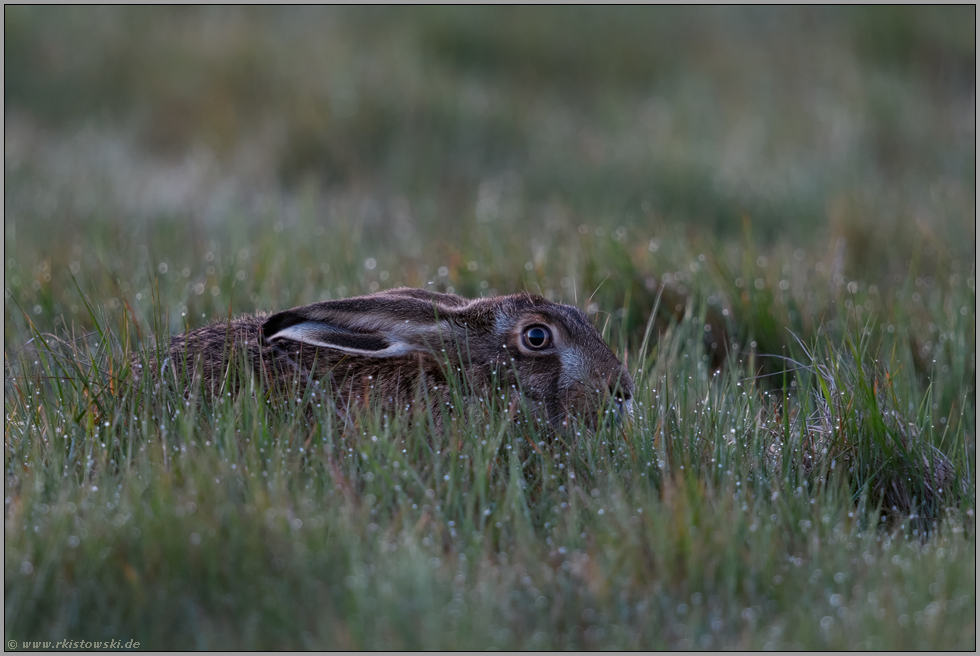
[138,288,633,430]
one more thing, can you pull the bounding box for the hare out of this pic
[142,287,633,430]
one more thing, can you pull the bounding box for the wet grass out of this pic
[4,6,976,650]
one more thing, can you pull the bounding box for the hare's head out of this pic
[261,288,633,429]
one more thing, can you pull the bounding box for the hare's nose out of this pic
[607,379,632,403]
[602,396,632,427]
[613,396,633,419]
[605,382,633,423]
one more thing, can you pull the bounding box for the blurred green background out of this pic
[5,8,974,279]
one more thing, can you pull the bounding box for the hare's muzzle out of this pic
[603,395,633,427]
[615,397,633,421]
[601,373,633,426]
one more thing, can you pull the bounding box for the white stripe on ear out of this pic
[307,341,417,358]
[265,324,417,358]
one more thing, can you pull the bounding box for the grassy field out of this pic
[4,6,976,649]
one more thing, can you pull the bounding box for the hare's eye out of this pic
[522,325,551,350]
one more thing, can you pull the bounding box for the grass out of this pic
[4,6,976,650]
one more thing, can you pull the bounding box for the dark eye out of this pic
[522,325,551,350]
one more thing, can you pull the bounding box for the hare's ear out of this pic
[380,287,471,308]
[261,311,410,357]
[260,292,463,358]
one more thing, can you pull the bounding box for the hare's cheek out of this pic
[558,386,597,415]
[522,378,552,402]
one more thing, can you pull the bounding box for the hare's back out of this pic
[166,314,267,385]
